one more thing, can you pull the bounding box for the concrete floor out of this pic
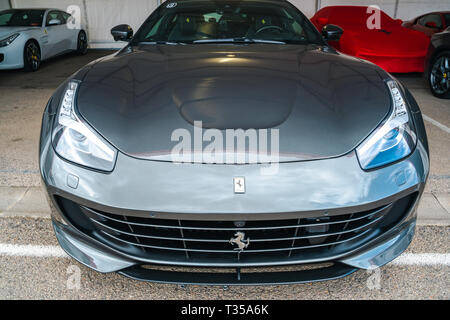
[0,50,110,186]
[0,50,449,299]
[394,73,450,194]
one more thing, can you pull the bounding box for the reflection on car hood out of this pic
[76,44,390,163]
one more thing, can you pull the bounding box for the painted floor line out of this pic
[389,253,450,266]
[0,244,68,258]
[0,244,449,266]
[422,114,450,134]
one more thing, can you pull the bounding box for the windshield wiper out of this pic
[193,38,286,44]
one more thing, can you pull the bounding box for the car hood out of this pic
[76,44,390,163]
[0,26,37,38]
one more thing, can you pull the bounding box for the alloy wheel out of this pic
[430,55,450,95]
[26,42,40,71]
[78,32,88,54]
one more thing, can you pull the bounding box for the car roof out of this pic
[164,0,287,3]
[173,0,286,1]
[322,5,379,8]
[416,11,450,17]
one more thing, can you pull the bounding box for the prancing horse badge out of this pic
[233,177,245,194]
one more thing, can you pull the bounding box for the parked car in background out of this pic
[403,11,450,37]
[0,8,88,71]
[425,27,450,98]
[310,6,430,73]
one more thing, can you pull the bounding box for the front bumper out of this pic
[40,106,429,284]
[50,208,417,285]
[0,41,25,70]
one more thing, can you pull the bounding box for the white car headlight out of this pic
[356,80,417,170]
[52,81,117,171]
[0,33,19,47]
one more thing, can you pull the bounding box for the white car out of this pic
[0,8,87,71]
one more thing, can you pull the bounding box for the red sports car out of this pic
[311,6,430,73]
[403,11,450,37]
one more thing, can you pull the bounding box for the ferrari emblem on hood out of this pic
[233,177,245,194]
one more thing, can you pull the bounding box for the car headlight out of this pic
[356,80,417,170]
[52,81,117,171]
[0,33,19,47]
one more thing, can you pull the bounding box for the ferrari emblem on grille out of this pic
[229,232,250,251]
[233,177,245,194]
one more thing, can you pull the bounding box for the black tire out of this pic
[23,40,41,72]
[428,50,450,99]
[76,31,88,55]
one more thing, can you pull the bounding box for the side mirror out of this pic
[111,24,133,41]
[322,24,344,41]
[48,19,61,26]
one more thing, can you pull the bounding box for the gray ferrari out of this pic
[39,0,429,285]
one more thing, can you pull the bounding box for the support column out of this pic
[82,0,90,46]
[315,0,321,13]
[394,0,400,18]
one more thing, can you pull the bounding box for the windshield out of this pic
[133,0,323,45]
[0,9,45,27]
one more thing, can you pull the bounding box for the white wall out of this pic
[84,0,157,46]
[10,0,450,48]
[11,0,157,48]
[395,0,450,20]
[320,0,397,17]
[0,0,10,10]
[290,0,318,18]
